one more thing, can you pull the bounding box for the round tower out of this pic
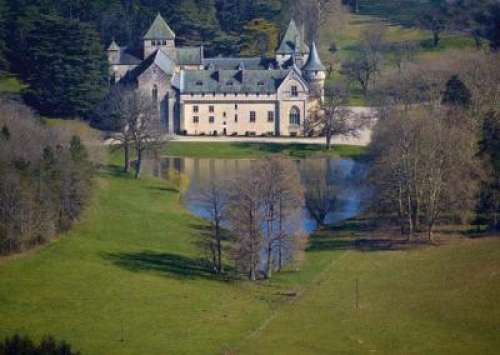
[302,42,326,99]
[107,39,120,65]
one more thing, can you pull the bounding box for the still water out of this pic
[144,156,367,234]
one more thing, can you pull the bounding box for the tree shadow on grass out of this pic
[104,251,231,282]
[308,219,420,252]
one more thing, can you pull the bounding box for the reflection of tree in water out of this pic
[149,156,365,231]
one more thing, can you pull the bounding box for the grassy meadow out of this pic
[318,1,476,105]
[0,144,499,353]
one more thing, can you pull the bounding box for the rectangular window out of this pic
[267,111,274,122]
[223,112,227,118]
[250,111,256,123]
[291,85,298,97]
[235,104,238,110]
[209,116,215,124]
[235,114,238,123]
[193,105,199,113]
[209,105,215,113]
[193,116,199,123]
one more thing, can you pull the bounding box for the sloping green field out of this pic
[1,162,499,354]
[239,233,500,354]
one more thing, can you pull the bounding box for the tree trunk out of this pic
[326,133,332,150]
[216,222,223,274]
[433,31,440,47]
[266,241,273,279]
[124,143,130,173]
[135,148,142,179]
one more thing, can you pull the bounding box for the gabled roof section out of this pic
[144,13,175,40]
[202,57,271,70]
[180,69,290,94]
[128,49,175,80]
[302,42,326,71]
[277,19,309,55]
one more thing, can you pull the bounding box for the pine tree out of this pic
[23,13,108,118]
[442,74,471,108]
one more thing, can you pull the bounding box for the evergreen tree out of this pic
[23,13,108,118]
[0,0,8,72]
[442,75,471,108]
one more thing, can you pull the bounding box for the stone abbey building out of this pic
[107,14,326,136]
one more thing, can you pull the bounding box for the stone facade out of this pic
[107,14,326,136]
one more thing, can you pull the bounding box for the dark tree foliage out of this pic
[478,111,500,229]
[21,13,108,118]
[0,0,8,72]
[0,334,80,355]
[442,75,471,108]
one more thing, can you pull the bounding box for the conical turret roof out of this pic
[303,42,326,71]
[277,19,309,55]
[144,13,175,40]
[107,39,120,51]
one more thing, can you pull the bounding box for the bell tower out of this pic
[143,13,176,59]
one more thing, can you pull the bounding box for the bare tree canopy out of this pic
[309,84,371,149]
[369,107,482,240]
[226,155,305,280]
[96,86,164,178]
[0,99,93,255]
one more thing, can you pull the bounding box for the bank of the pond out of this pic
[110,142,368,166]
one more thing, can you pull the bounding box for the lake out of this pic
[144,156,367,234]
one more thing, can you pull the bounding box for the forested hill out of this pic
[0,0,287,117]
[1,0,285,62]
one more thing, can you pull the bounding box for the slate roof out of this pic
[177,47,204,65]
[107,40,120,51]
[202,57,272,70]
[144,13,175,40]
[277,19,309,55]
[302,42,326,71]
[180,69,291,94]
[128,49,175,80]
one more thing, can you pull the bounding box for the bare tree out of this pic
[361,23,387,81]
[341,56,376,97]
[302,158,336,226]
[228,171,263,281]
[257,156,304,278]
[127,90,163,178]
[369,107,482,240]
[195,179,230,274]
[227,156,305,280]
[96,86,164,177]
[309,84,370,149]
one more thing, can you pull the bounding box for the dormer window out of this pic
[226,81,233,86]
[196,81,203,86]
[257,81,265,86]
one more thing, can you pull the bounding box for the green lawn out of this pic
[238,231,500,354]
[0,158,499,353]
[318,4,476,106]
[0,75,26,95]
[162,142,368,160]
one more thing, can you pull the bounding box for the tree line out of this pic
[0,99,93,255]
[368,50,500,238]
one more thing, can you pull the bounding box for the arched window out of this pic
[289,106,300,125]
[152,84,158,101]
